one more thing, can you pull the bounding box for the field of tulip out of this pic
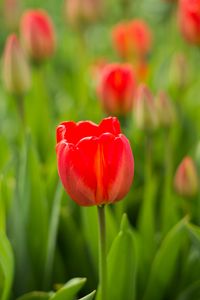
[1,0,200,299]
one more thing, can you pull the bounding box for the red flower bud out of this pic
[174,156,199,197]
[178,0,200,45]
[134,84,158,131]
[112,19,152,60]
[97,63,136,116]
[56,117,134,206]
[2,34,31,95]
[20,9,56,62]
[64,0,103,27]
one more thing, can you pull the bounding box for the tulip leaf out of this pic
[17,291,52,300]
[177,280,200,300]
[78,290,96,300]
[44,181,63,288]
[186,223,200,246]
[0,232,14,300]
[50,278,86,300]
[97,214,138,300]
[143,218,187,300]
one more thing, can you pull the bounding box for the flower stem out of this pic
[97,205,107,300]
[16,94,25,126]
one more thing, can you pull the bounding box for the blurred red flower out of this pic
[20,9,56,62]
[97,63,136,116]
[56,117,134,206]
[178,0,200,45]
[112,19,152,60]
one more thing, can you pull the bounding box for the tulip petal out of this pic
[56,140,96,206]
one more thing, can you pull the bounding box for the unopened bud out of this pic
[174,156,199,198]
[2,34,31,95]
[155,91,176,128]
[134,84,158,131]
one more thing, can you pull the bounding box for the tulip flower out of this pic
[134,84,157,131]
[2,34,31,95]
[178,0,200,45]
[112,19,152,60]
[174,156,199,197]
[64,0,103,27]
[20,9,56,62]
[97,63,136,116]
[155,91,176,128]
[56,117,134,206]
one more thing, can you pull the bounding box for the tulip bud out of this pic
[174,156,199,197]
[178,0,200,45]
[20,9,56,62]
[134,84,157,131]
[169,53,189,89]
[155,91,176,128]
[97,63,136,116]
[64,0,103,27]
[112,19,152,60]
[2,34,31,95]
[3,0,21,30]
[56,117,134,206]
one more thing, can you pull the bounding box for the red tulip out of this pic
[56,117,134,206]
[97,63,136,116]
[174,156,199,197]
[178,0,200,45]
[2,34,31,95]
[20,9,56,62]
[112,19,152,60]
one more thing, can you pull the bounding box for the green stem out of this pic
[97,205,107,300]
[15,94,25,126]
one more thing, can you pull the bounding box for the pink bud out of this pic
[134,84,157,131]
[2,34,31,95]
[174,156,199,197]
[20,9,56,62]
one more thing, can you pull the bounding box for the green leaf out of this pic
[177,280,200,300]
[143,218,187,300]
[78,290,96,300]
[0,232,14,300]
[50,278,86,300]
[44,181,63,288]
[17,291,52,300]
[97,214,137,300]
[186,223,200,246]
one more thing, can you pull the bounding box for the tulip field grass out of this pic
[1,0,200,300]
